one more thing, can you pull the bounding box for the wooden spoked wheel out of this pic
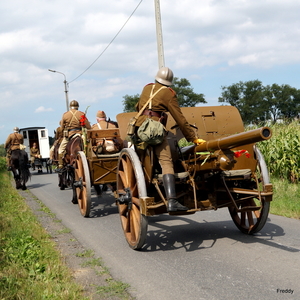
[229,147,271,234]
[74,151,91,217]
[117,148,148,250]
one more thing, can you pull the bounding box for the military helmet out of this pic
[13,127,19,132]
[70,100,79,109]
[155,67,174,86]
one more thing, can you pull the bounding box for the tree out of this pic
[122,94,140,113]
[172,77,206,107]
[122,77,206,112]
[219,80,300,124]
[274,84,300,121]
[219,80,266,124]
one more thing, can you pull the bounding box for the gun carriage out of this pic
[115,105,273,250]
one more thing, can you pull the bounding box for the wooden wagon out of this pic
[73,128,122,217]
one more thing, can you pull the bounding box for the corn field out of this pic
[255,121,300,183]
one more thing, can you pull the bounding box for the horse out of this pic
[58,135,83,204]
[10,149,31,190]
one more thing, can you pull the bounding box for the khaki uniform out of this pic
[49,126,63,159]
[55,126,63,141]
[91,120,120,154]
[136,82,197,174]
[4,132,24,166]
[91,120,117,130]
[30,146,41,164]
[58,109,91,156]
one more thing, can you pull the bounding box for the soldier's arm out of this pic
[167,93,197,142]
[85,118,91,129]
[4,136,11,149]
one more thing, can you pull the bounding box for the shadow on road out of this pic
[89,190,118,218]
[56,185,299,255]
[140,214,299,253]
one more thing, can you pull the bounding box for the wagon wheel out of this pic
[229,147,271,234]
[74,151,91,217]
[117,148,148,250]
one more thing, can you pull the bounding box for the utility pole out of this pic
[48,69,69,111]
[154,0,165,69]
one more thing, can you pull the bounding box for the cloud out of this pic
[1,0,300,143]
[35,106,54,113]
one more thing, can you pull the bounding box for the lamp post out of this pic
[48,69,69,111]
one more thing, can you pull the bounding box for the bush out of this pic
[0,157,6,171]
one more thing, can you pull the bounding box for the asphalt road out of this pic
[27,171,299,300]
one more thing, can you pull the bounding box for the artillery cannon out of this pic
[113,106,273,250]
[181,126,271,171]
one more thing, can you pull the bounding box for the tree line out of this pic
[219,80,300,124]
[123,78,300,125]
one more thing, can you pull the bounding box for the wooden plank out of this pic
[87,129,120,139]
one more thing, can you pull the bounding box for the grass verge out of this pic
[270,176,300,219]
[0,170,133,299]
[0,171,87,299]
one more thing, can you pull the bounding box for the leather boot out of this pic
[163,174,188,212]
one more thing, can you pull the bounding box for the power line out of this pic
[69,0,143,83]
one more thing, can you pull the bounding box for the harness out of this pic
[13,133,21,145]
[66,110,80,131]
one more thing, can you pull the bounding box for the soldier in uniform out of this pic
[30,143,42,172]
[4,127,24,171]
[91,110,121,154]
[57,100,91,171]
[49,121,63,162]
[135,67,206,212]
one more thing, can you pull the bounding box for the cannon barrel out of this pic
[195,127,272,152]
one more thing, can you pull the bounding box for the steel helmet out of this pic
[13,127,19,132]
[155,67,174,86]
[70,100,79,109]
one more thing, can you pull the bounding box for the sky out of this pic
[1,0,300,143]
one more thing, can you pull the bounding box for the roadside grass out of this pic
[0,171,88,300]
[270,176,300,219]
[0,167,133,300]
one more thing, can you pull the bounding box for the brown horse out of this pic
[10,149,31,190]
[58,136,83,204]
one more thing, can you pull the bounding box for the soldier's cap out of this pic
[96,111,106,118]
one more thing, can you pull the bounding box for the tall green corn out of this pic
[256,121,300,183]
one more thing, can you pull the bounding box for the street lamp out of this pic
[48,69,69,111]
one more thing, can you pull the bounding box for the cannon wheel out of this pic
[74,151,91,217]
[117,148,148,250]
[229,147,271,234]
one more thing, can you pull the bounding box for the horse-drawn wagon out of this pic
[72,128,121,216]
[71,105,272,250]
